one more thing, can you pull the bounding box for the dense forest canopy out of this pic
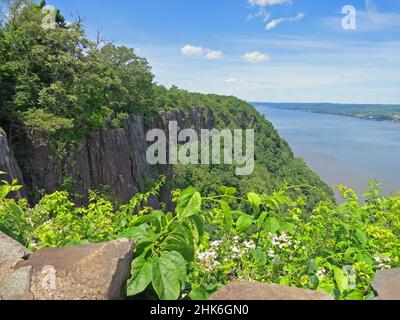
[0,0,155,133]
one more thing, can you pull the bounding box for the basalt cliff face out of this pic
[0,128,25,198]
[21,108,218,205]
[25,115,168,204]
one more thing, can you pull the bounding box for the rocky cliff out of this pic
[26,115,170,204]
[24,107,219,204]
[0,128,25,198]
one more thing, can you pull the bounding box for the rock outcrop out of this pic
[0,232,32,300]
[25,109,216,205]
[0,127,25,198]
[27,116,157,204]
[0,232,135,300]
[0,232,30,262]
[210,281,334,301]
[372,268,400,300]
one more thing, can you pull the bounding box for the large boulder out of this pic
[0,232,135,300]
[0,232,32,300]
[0,232,29,263]
[372,269,400,300]
[211,281,334,301]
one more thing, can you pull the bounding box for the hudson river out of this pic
[257,107,400,199]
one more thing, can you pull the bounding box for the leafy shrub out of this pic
[0,175,399,300]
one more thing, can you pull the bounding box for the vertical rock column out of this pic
[0,127,25,198]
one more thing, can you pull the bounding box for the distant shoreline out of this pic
[253,103,400,125]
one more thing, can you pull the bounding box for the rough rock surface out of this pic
[25,110,216,205]
[0,127,25,198]
[372,268,400,300]
[0,267,33,300]
[0,232,32,300]
[27,116,154,204]
[210,281,334,301]
[0,232,30,263]
[16,238,134,300]
[0,232,135,300]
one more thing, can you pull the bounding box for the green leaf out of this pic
[356,251,374,266]
[334,267,349,294]
[307,259,317,275]
[152,251,187,300]
[257,212,267,230]
[220,186,237,196]
[253,249,267,267]
[343,289,365,301]
[310,275,319,289]
[247,192,261,207]
[236,214,253,233]
[189,215,204,243]
[167,251,187,284]
[162,223,194,262]
[279,277,290,286]
[221,201,233,233]
[189,286,210,300]
[282,222,297,235]
[176,188,201,221]
[127,257,153,296]
[265,217,280,234]
[355,230,368,247]
[118,224,153,245]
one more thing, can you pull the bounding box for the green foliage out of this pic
[0,1,154,135]
[22,108,74,133]
[1,176,399,301]
[0,172,29,245]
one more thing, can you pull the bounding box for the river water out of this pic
[256,107,400,198]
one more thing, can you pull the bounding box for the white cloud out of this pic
[206,50,223,60]
[249,0,292,7]
[226,78,238,83]
[247,8,271,22]
[181,45,204,56]
[181,45,223,60]
[242,51,271,63]
[266,12,305,30]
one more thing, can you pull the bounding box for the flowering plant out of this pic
[1,176,399,300]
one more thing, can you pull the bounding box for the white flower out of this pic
[316,268,326,280]
[210,240,223,248]
[244,241,256,250]
[197,248,220,272]
[268,249,275,258]
[374,255,392,270]
[232,246,241,253]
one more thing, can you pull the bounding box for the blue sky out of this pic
[49,0,400,104]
